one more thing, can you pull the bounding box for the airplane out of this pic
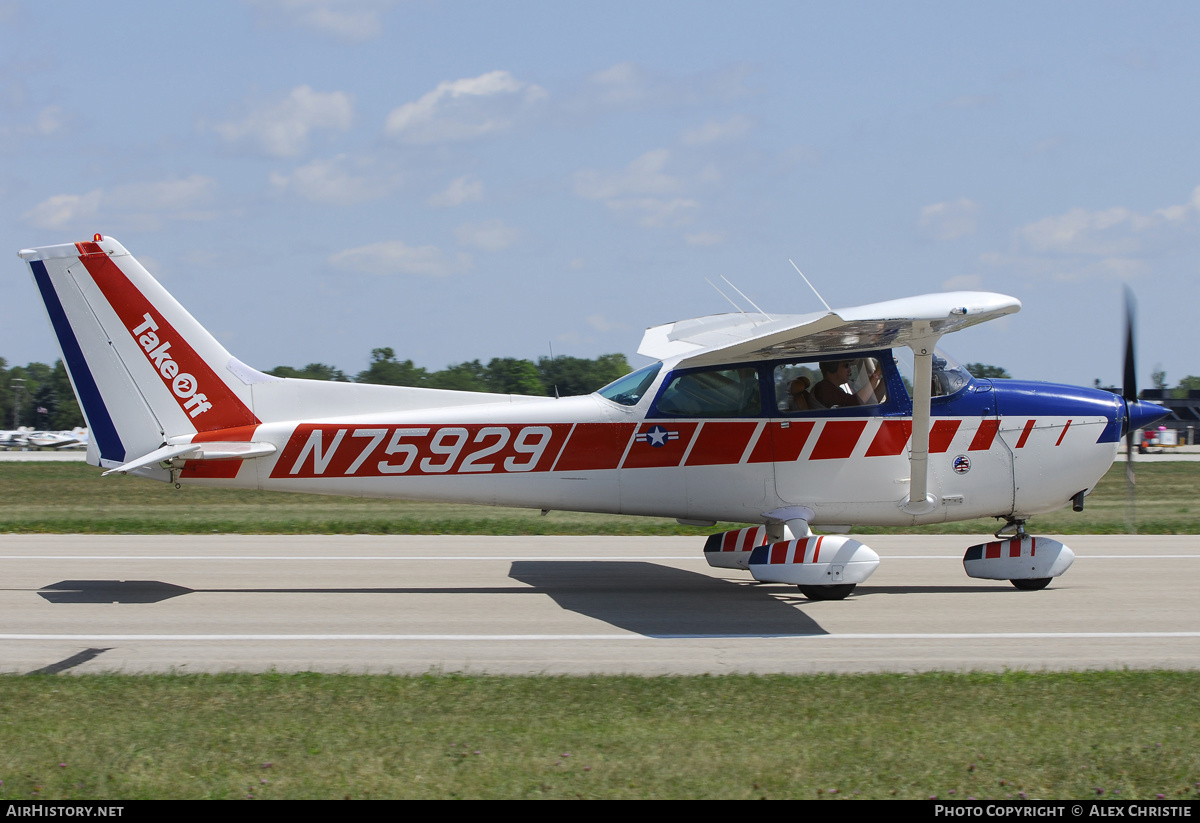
[18,235,1168,600]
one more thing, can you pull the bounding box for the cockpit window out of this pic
[774,357,886,411]
[655,366,761,417]
[892,347,973,399]
[597,362,662,407]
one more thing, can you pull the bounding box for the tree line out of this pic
[0,359,83,430]
[7,351,1198,431]
[0,350,633,429]
[266,348,631,398]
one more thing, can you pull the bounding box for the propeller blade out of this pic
[1123,285,1137,403]
[1123,286,1137,535]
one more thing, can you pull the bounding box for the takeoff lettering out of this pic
[130,313,212,418]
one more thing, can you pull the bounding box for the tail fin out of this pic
[19,236,260,470]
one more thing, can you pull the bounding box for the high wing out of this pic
[638,290,1021,518]
[638,292,1021,368]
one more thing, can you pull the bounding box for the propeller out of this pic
[1123,286,1137,534]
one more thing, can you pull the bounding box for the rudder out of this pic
[19,236,260,472]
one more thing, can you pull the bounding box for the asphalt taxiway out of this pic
[1,534,1197,675]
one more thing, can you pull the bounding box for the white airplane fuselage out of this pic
[20,234,1167,595]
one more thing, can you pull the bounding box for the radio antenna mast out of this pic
[705,277,746,317]
[720,275,773,322]
[789,259,832,312]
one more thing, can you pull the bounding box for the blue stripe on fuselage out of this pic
[28,259,125,462]
[990,380,1124,444]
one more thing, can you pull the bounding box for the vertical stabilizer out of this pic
[19,236,260,471]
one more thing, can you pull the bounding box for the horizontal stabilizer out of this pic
[102,441,277,476]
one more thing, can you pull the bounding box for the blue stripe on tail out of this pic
[29,260,124,463]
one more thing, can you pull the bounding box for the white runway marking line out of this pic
[0,555,708,561]
[3,632,1199,642]
[2,554,1199,561]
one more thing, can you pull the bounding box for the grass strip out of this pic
[0,462,1196,535]
[1,671,1197,800]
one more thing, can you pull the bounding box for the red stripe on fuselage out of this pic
[1015,419,1036,449]
[684,421,758,466]
[929,419,962,453]
[809,420,868,460]
[553,423,636,471]
[1055,420,1072,446]
[74,244,259,432]
[865,419,912,456]
[749,420,814,463]
[968,419,1000,451]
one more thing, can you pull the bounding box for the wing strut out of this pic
[901,324,939,516]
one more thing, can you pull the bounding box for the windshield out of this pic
[597,362,662,406]
[892,347,973,398]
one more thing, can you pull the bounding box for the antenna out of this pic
[705,277,746,316]
[789,259,832,312]
[720,275,773,322]
[548,341,560,399]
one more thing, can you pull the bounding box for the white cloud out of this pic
[581,61,755,111]
[588,62,654,107]
[214,85,353,156]
[23,175,217,230]
[329,240,471,277]
[1015,187,1199,257]
[35,105,65,135]
[0,104,69,146]
[108,175,217,211]
[681,115,752,146]
[428,175,483,207]
[384,70,546,145]
[574,150,698,228]
[574,149,679,200]
[455,219,518,252]
[608,197,698,228]
[982,186,1200,282]
[247,0,396,43]
[270,155,395,205]
[1016,207,1143,256]
[919,198,981,241]
[24,190,102,230]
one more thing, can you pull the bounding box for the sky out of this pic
[2,1,1198,390]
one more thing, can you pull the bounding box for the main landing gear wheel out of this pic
[799,584,856,601]
[1010,577,1052,591]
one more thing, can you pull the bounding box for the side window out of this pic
[656,367,761,417]
[775,357,887,412]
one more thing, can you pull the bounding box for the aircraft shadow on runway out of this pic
[506,561,828,637]
[34,570,1015,636]
[35,564,829,637]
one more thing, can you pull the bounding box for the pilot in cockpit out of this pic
[812,359,883,408]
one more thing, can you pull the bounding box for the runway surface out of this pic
[1,534,1197,675]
